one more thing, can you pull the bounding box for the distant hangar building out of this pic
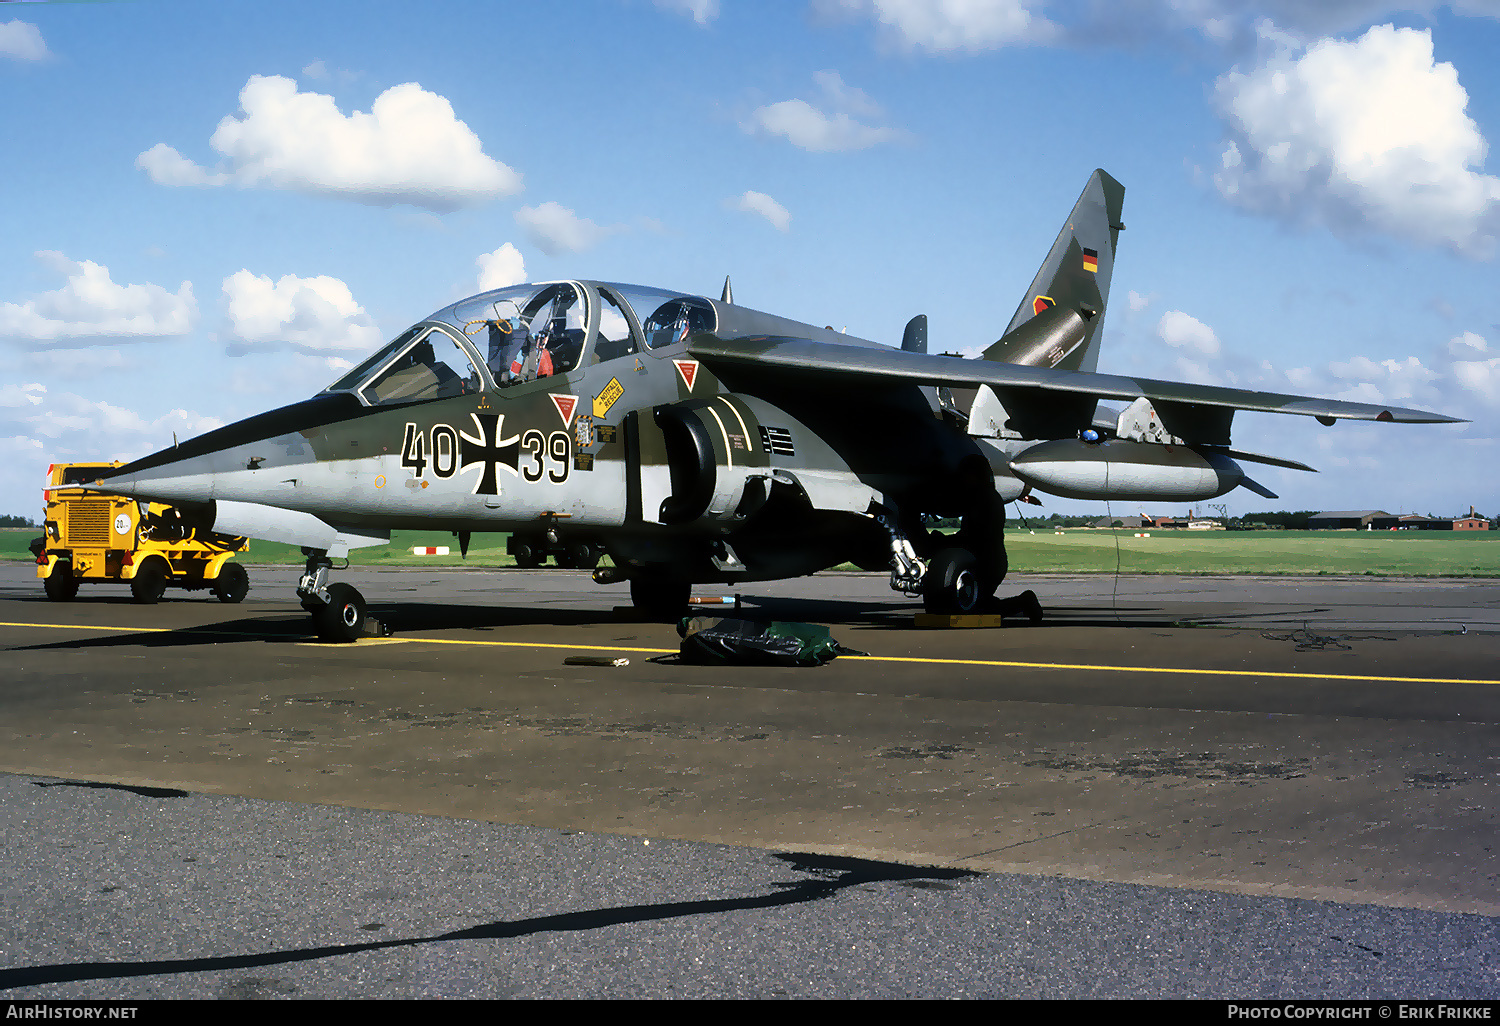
[1307,510,1390,530]
[1310,508,1492,530]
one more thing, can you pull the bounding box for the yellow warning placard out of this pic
[593,376,624,418]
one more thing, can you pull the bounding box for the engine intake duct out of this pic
[655,404,717,524]
[651,396,775,529]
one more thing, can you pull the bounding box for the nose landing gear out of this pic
[297,550,368,642]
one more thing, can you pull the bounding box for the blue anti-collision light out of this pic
[1080,429,1101,443]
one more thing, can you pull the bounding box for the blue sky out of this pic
[3,0,1499,520]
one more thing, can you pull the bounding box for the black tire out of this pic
[512,540,541,569]
[214,562,249,604]
[922,548,986,615]
[563,542,597,570]
[630,575,690,621]
[315,583,366,642]
[43,561,79,602]
[130,557,169,604]
[954,488,1008,594]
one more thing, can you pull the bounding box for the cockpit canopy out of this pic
[321,280,718,405]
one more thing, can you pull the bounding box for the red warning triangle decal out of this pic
[549,393,577,427]
[673,359,699,391]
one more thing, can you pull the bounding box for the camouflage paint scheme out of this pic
[94,171,1462,632]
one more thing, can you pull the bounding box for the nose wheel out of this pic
[308,582,367,642]
[298,551,368,642]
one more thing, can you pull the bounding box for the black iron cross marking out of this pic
[459,412,520,495]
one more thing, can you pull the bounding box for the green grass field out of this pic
[5,526,1497,576]
[1001,528,1500,576]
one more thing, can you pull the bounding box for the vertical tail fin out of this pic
[982,169,1124,373]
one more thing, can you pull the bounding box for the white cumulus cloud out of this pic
[138,75,521,212]
[731,191,792,231]
[222,270,382,355]
[1443,331,1500,406]
[1146,2,1500,43]
[0,252,196,343]
[514,202,623,257]
[819,0,1057,52]
[747,99,901,152]
[476,243,527,291]
[1328,353,1440,405]
[745,71,903,153]
[1157,310,1221,356]
[0,383,46,408]
[0,20,48,60]
[1212,24,1500,257]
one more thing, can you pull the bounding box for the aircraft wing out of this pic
[689,335,1465,426]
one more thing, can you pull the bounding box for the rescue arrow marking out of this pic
[592,377,624,418]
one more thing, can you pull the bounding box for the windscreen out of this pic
[359,327,483,405]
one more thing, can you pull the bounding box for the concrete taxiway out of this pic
[0,563,1496,997]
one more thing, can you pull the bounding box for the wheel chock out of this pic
[913,613,1010,629]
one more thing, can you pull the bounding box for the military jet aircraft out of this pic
[91,170,1460,639]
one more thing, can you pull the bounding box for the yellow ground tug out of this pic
[32,461,250,604]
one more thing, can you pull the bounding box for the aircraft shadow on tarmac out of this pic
[0,851,978,992]
[5,593,1240,655]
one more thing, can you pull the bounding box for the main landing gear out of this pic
[877,489,1011,616]
[297,550,367,642]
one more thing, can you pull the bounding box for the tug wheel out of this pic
[130,557,169,604]
[214,562,249,604]
[43,561,79,602]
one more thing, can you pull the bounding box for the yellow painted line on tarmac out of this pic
[0,620,173,633]
[4,620,1498,686]
[839,654,1500,687]
[418,637,677,656]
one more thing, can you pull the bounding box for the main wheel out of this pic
[214,562,249,604]
[630,575,690,621]
[43,561,79,602]
[315,583,366,642]
[922,548,986,615]
[130,557,169,604]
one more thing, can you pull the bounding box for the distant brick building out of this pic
[1367,506,1491,530]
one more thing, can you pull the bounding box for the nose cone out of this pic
[96,391,362,504]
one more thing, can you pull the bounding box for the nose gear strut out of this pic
[297,549,368,642]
